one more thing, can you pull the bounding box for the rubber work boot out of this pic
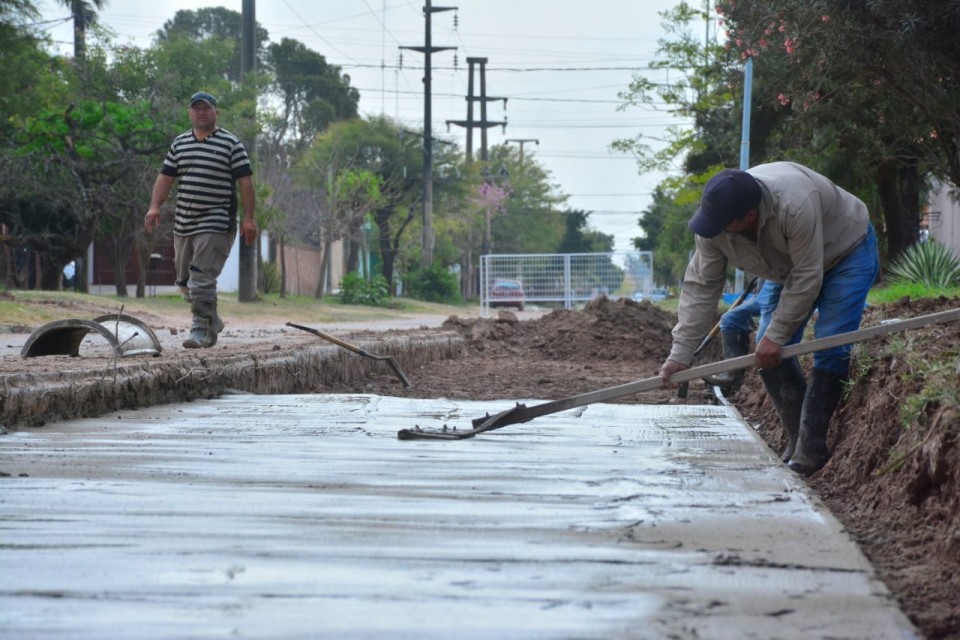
[704,331,751,395]
[182,315,209,349]
[192,299,223,348]
[788,368,845,476]
[758,357,806,462]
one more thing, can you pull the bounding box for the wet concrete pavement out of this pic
[0,394,917,639]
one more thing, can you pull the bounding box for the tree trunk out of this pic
[279,237,287,299]
[38,253,61,290]
[314,239,332,300]
[876,160,921,264]
[346,236,360,274]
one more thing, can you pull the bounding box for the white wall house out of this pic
[927,180,960,255]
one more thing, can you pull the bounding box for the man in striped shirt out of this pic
[144,91,258,349]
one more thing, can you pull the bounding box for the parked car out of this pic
[632,287,670,303]
[489,278,525,311]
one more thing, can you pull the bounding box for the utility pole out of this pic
[400,0,457,267]
[239,0,257,302]
[505,138,539,168]
[447,57,506,162]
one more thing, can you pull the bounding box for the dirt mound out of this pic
[441,296,680,362]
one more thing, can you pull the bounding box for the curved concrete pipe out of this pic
[21,314,163,358]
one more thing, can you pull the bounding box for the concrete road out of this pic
[0,395,917,639]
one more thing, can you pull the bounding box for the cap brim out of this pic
[688,206,726,238]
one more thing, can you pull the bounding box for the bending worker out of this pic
[660,162,879,476]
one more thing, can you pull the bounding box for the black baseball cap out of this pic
[689,169,762,238]
[189,91,218,108]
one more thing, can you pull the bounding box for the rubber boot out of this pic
[204,301,224,348]
[182,315,209,349]
[192,299,223,348]
[705,331,751,394]
[788,368,845,476]
[758,357,806,462]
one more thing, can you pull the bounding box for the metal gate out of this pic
[479,251,654,316]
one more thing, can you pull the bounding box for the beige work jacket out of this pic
[669,162,869,365]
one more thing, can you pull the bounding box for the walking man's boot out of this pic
[191,299,223,348]
[758,357,806,462]
[704,330,751,394]
[203,300,224,348]
[182,314,209,349]
[788,368,845,476]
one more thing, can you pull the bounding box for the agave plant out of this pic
[887,240,960,288]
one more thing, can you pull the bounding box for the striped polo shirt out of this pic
[160,127,253,236]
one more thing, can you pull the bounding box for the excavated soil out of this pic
[2,294,958,638]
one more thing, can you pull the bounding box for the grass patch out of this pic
[868,282,960,304]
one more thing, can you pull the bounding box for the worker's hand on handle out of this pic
[659,358,688,388]
[241,217,258,245]
[755,336,783,370]
[144,209,160,234]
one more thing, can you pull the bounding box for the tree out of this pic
[292,117,440,294]
[264,38,359,154]
[155,7,269,84]
[558,209,614,254]
[59,0,107,61]
[616,1,958,267]
[483,144,567,255]
[714,0,931,260]
[2,99,170,293]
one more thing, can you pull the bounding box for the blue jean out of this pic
[719,281,775,335]
[756,224,879,376]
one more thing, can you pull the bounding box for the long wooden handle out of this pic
[494,307,960,428]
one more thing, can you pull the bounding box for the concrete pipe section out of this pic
[20,313,162,358]
[0,395,917,639]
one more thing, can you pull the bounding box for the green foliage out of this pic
[261,261,280,295]
[155,7,270,83]
[559,209,614,254]
[406,263,461,305]
[339,271,390,307]
[886,240,960,289]
[265,37,359,149]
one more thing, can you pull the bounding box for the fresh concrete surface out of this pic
[0,395,917,639]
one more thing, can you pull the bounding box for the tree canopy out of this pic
[617,0,960,286]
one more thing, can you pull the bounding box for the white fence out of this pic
[479,251,654,316]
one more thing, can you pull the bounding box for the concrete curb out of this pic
[0,332,465,430]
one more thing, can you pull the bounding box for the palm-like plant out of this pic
[60,0,108,61]
[887,239,960,288]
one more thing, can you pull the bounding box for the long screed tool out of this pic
[677,276,759,399]
[287,322,412,388]
[397,307,960,441]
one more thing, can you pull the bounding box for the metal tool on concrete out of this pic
[287,322,412,388]
[398,307,960,441]
[677,276,758,399]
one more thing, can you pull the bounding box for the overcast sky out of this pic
[36,0,697,253]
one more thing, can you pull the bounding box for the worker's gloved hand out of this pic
[755,336,783,370]
[659,359,688,386]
